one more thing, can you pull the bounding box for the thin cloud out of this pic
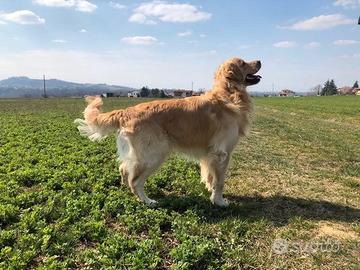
[0,10,45,25]
[121,36,158,45]
[288,14,354,30]
[333,39,358,45]
[33,0,97,13]
[334,0,360,8]
[129,13,157,25]
[273,41,297,48]
[130,1,211,24]
[238,44,252,49]
[79,28,88,33]
[109,1,126,10]
[52,39,67,43]
[177,31,192,37]
[340,53,360,58]
[304,42,321,48]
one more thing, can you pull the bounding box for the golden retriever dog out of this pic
[75,57,261,207]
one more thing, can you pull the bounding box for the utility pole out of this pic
[43,75,47,98]
[191,81,194,91]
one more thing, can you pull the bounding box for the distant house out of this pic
[355,88,360,96]
[338,86,353,95]
[191,91,204,96]
[164,89,193,98]
[101,92,114,98]
[173,90,193,98]
[128,90,140,98]
[279,89,295,97]
[157,89,203,98]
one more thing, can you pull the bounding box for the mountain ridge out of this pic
[0,76,134,98]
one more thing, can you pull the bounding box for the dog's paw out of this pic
[147,199,158,207]
[213,198,229,207]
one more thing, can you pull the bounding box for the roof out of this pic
[339,87,358,95]
[280,89,295,93]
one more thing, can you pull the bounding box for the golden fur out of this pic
[75,57,261,206]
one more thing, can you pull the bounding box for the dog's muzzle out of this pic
[245,74,262,85]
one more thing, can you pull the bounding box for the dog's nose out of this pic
[256,60,261,69]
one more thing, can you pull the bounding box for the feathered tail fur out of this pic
[74,96,121,141]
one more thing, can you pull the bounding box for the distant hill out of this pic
[0,76,134,98]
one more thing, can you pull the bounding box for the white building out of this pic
[128,91,140,98]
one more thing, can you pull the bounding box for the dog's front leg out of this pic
[206,150,230,207]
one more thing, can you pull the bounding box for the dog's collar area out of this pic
[227,81,237,93]
[227,81,244,92]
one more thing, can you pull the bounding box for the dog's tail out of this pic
[74,96,122,141]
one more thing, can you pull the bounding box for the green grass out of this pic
[0,96,359,269]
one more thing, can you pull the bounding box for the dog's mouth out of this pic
[245,74,262,85]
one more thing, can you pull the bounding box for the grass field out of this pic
[0,96,359,270]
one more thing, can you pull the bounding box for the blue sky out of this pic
[0,0,359,92]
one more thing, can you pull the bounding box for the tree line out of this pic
[319,80,358,96]
[140,86,167,98]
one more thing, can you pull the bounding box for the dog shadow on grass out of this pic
[157,194,360,226]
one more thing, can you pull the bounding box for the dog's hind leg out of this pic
[200,159,213,192]
[127,149,167,205]
[119,163,129,186]
[128,163,159,205]
[118,129,169,205]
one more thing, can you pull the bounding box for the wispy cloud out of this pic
[334,0,360,9]
[129,1,211,24]
[333,39,358,45]
[177,30,192,37]
[33,0,97,13]
[109,1,126,10]
[79,28,88,33]
[340,53,360,58]
[0,10,45,25]
[273,41,297,48]
[121,36,158,45]
[304,42,321,48]
[128,13,157,25]
[288,14,354,30]
[238,44,252,49]
[52,39,67,43]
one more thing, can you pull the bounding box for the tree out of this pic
[321,80,329,96]
[311,84,322,96]
[353,81,359,89]
[321,79,338,96]
[159,90,166,98]
[329,79,338,95]
[140,86,150,97]
[150,88,160,97]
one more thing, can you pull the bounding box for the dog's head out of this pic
[215,57,262,87]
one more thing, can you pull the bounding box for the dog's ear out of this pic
[225,62,244,82]
[214,58,245,83]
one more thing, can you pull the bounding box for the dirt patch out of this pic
[317,222,359,240]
